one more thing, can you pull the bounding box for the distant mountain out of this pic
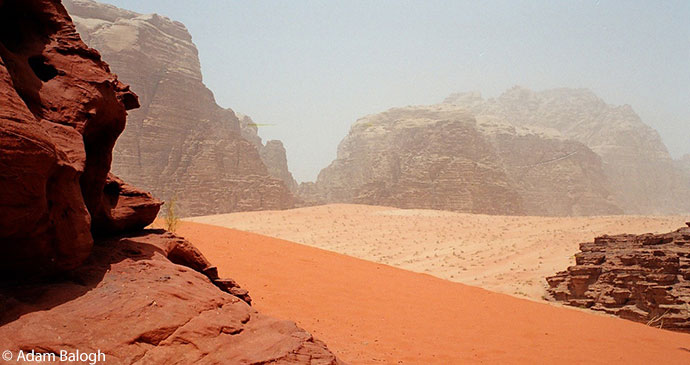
[444,87,690,214]
[64,0,296,216]
[303,105,621,216]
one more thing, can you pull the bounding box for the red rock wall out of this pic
[0,0,160,274]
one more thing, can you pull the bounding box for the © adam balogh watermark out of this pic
[2,349,106,364]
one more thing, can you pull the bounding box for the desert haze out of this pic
[2,0,689,364]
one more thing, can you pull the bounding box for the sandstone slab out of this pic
[547,224,690,332]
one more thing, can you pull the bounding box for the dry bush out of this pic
[165,195,179,233]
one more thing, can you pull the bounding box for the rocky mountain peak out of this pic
[64,0,297,216]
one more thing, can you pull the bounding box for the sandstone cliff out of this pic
[307,105,620,216]
[0,1,338,362]
[239,113,298,192]
[546,224,690,333]
[445,87,690,214]
[63,0,295,216]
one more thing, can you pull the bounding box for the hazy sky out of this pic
[101,0,689,182]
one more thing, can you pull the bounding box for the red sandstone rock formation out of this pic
[0,231,339,364]
[0,1,339,362]
[63,0,296,217]
[0,0,160,274]
[307,105,620,216]
[546,224,690,332]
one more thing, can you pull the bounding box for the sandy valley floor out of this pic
[174,222,690,364]
[186,204,687,299]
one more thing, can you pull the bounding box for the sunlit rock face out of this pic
[547,224,690,333]
[445,87,690,214]
[306,105,621,216]
[64,0,295,216]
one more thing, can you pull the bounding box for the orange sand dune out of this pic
[175,222,690,364]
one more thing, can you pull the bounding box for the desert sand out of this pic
[174,221,690,364]
[186,204,687,299]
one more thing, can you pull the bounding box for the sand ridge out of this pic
[174,221,690,364]
[186,204,687,299]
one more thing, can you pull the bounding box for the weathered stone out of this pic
[0,231,340,364]
[547,225,690,332]
[0,0,159,274]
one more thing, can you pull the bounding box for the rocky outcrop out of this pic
[309,106,524,214]
[546,224,690,332]
[63,0,295,216]
[445,87,690,214]
[306,105,620,216]
[0,230,340,364]
[240,113,298,192]
[0,0,160,275]
[0,1,339,362]
[261,140,298,192]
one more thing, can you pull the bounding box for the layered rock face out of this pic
[476,118,621,216]
[63,0,295,216]
[546,224,690,332]
[0,0,160,274]
[445,87,690,214]
[310,106,524,214]
[0,2,339,362]
[307,105,620,216]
